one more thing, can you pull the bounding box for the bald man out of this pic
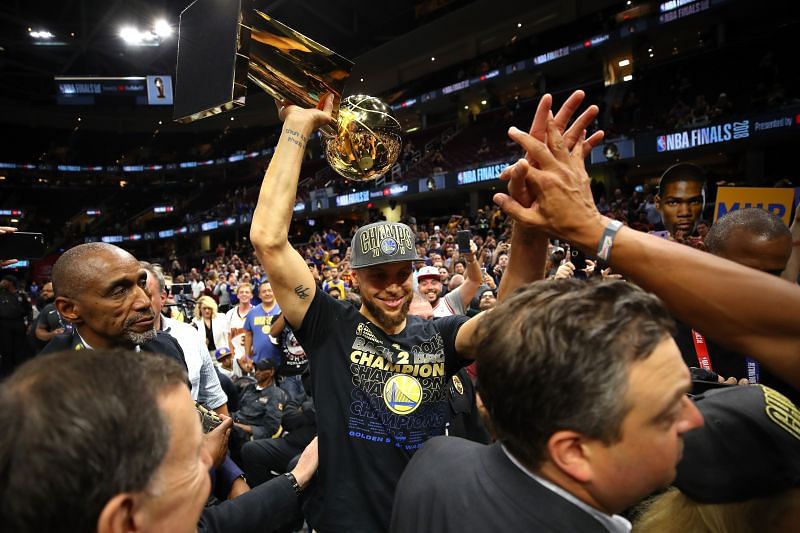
[41,243,187,370]
[673,208,797,402]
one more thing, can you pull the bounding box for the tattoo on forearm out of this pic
[294,284,311,300]
[283,128,308,148]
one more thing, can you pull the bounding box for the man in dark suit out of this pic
[392,281,703,533]
[0,349,317,533]
[41,242,186,370]
[35,242,315,528]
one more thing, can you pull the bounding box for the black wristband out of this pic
[284,472,301,494]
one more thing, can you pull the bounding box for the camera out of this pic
[196,402,223,433]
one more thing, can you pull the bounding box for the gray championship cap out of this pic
[351,221,421,269]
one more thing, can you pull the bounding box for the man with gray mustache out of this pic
[40,242,187,370]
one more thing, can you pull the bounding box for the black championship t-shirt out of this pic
[293,290,469,532]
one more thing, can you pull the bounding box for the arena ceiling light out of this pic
[29,29,54,39]
[153,19,173,38]
[119,19,173,46]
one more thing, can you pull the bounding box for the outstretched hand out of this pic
[492,117,604,240]
[496,91,604,217]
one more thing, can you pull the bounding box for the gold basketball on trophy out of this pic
[324,95,402,182]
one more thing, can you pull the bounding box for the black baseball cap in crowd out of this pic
[675,385,800,503]
[350,221,422,269]
[254,358,277,371]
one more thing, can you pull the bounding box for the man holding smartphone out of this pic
[416,230,482,318]
[416,261,481,319]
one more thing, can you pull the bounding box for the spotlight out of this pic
[119,25,161,46]
[29,30,54,39]
[618,59,630,67]
[153,19,172,38]
[119,26,142,44]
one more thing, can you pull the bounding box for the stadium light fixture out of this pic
[618,58,630,67]
[153,19,172,38]
[29,29,54,39]
[119,21,172,46]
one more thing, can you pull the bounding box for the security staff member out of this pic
[231,358,288,447]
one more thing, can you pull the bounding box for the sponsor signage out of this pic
[656,120,750,153]
[753,116,795,132]
[659,0,711,23]
[335,190,370,207]
[457,163,509,186]
[146,75,173,106]
[419,175,445,193]
[590,137,635,164]
[642,107,800,155]
[714,187,796,226]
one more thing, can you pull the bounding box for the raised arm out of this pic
[497,115,800,388]
[457,241,483,309]
[249,97,335,329]
[456,90,602,354]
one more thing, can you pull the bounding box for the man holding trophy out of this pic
[173,2,600,530]
[246,93,599,531]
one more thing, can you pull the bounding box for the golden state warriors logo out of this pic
[383,374,422,415]
[452,374,464,395]
[380,237,399,256]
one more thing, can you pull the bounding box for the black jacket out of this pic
[41,329,188,372]
[391,438,609,533]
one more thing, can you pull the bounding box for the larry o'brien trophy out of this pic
[173,0,402,182]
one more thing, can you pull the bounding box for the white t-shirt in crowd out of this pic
[226,305,251,359]
[431,286,466,317]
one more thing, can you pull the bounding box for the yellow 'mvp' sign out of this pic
[714,187,795,225]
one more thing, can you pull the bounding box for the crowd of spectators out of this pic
[1,87,799,533]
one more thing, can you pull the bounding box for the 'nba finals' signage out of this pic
[657,120,750,153]
[714,187,796,226]
[457,162,509,186]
